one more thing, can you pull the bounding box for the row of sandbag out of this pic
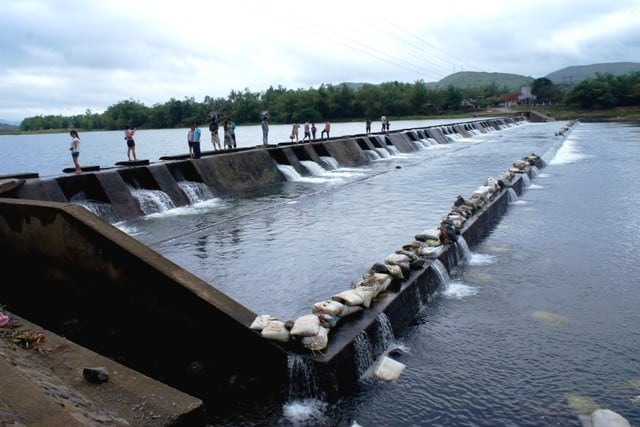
[249,153,540,353]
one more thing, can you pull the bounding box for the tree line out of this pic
[18,72,640,132]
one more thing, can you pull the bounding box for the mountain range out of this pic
[431,61,640,90]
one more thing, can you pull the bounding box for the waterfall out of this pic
[319,156,339,170]
[130,188,176,215]
[508,187,518,203]
[455,236,471,263]
[374,147,391,158]
[430,259,451,288]
[521,173,531,187]
[410,140,425,151]
[387,145,400,155]
[276,164,302,181]
[363,150,381,161]
[353,332,375,378]
[70,191,120,223]
[177,181,214,204]
[373,313,395,355]
[286,354,325,401]
[300,160,329,176]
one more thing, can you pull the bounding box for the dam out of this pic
[0,116,575,424]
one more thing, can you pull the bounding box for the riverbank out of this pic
[0,311,205,426]
[2,107,639,136]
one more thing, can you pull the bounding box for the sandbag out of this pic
[339,304,363,317]
[312,300,345,317]
[384,264,404,280]
[373,356,406,381]
[317,313,340,328]
[290,314,320,337]
[362,273,392,292]
[302,326,329,352]
[332,289,365,306]
[261,320,290,343]
[353,286,377,308]
[385,253,411,265]
[374,273,393,292]
[250,314,276,331]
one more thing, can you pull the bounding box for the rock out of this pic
[82,366,109,384]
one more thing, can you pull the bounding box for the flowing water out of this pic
[3,120,639,426]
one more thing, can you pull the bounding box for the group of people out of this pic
[288,120,332,143]
[188,117,239,159]
[68,124,138,173]
[69,115,378,172]
[380,115,390,133]
[206,117,237,153]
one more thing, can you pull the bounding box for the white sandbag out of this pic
[419,245,443,258]
[486,176,497,190]
[384,264,404,280]
[473,186,491,200]
[261,320,290,343]
[312,300,345,317]
[385,253,411,265]
[302,326,329,352]
[250,314,277,331]
[339,304,363,317]
[332,289,365,306]
[591,409,630,427]
[354,277,382,297]
[353,286,377,308]
[372,273,392,292]
[317,313,340,328]
[373,356,406,381]
[290,314,320,337]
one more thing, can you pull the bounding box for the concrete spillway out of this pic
[1,116,547,419]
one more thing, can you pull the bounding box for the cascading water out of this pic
[430,258,451,289]
[130,188,176,215]
[177,181,213,203]
[353,332,375,378]
[455,236,472,264]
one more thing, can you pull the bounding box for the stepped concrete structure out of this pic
[1,117,544,424]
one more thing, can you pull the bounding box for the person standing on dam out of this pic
[187,124,195,158]
[209,117,221,151]
[261,115,269,146]
[191,122,202,159]
[321,120,331,139]
[290,120,300,143]
[69,129,82,173]
[229,118,237,148]
[125,124,137,161]
[303,120,311,142]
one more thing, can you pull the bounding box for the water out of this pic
[4,120,640,426]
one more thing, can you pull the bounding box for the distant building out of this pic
[499,86,537,107]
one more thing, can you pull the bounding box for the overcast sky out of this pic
[1,0,639,122]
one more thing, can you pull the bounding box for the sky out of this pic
[1,0,639,123]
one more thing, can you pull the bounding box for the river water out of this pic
[2,120,639,426]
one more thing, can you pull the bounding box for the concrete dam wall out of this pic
[0,116,542,416]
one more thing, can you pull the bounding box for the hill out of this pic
[545,62,640,85]
[432,72,534,91]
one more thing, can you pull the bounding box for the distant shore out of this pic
[1,106,639,136]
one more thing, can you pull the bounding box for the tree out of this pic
[531,78,560,105]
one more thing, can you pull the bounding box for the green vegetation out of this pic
[5,71,640,133]
[434,71,534,90]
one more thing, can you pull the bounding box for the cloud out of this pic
[1,0,639,121]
